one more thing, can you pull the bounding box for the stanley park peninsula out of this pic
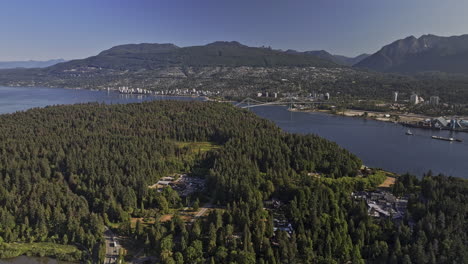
[0,2,468,264]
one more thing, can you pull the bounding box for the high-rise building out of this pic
[325,93,330,100]
[430,96,440,105]
[410,94,419,105]
[393,91,398,102]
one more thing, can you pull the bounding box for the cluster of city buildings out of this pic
[310,92,330,101]
[393,91,440,106]
[153,88,219,97]
[117,86,219,97]
[256,91,330,101]
[414,117,468,130]
[118,86,152,94]
[256,92,278,98]
[352,190,408,220]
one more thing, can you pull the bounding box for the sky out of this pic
[1,0,468,61]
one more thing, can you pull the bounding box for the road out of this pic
[103,200,214,263]
[190,200,213,223]
[104,227,121,264]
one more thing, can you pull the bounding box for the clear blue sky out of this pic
[1,0,468,60]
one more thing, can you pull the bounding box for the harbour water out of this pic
[0,86,204,114]
[0,86,467,179]
[250,105,468,178]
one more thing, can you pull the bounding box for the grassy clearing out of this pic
[378,175,397,188]
[320,169,389,192]
[0,242,82,262]
[365,169,392,188]
[130,217,156,228]
[160,207,223,223]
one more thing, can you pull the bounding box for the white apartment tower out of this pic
[430,96,440,105]
[410,94,419,105]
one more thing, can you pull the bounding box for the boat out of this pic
[405,129,413,136]
[431,136,454,142]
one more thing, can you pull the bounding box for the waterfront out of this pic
[250,106,468,178]
[0,86,205,114]
[0,86,467,179]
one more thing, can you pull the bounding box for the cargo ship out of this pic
[432,136,455,141]
[431,136,463,142]
[432,136,454,141]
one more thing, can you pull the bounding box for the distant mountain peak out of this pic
[47,41,337,71]
[205,41,246,47]
[300,50,369,66]
[99,43,180,56]
[0,59,66,69]
[356,33,468,74]
[419,33,438,39]
[285,49,299,54]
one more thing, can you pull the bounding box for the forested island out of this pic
[0,101,466,263]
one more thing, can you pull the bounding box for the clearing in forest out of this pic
[378,176,397,188]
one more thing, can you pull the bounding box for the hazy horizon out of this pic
[2,0,468,61]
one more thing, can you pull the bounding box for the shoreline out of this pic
[289,108,426,123]
[288,107,468,133]
[0,85,210,100]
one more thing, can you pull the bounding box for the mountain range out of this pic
[7,34,468,75]
[286,50,369,66]
[48,41,336,72]
[1,38,468,105]
[0,59,65,69]
[355,34,468,74]
[2,34,468,90]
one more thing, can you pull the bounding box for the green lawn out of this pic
[0,242,83,262]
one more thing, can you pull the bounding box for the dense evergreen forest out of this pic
[0,101,466,263]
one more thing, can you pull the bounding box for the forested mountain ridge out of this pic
[286,49,369,66]
[0,41,348,98]
[356,34,468,74]
[48,41,336,71]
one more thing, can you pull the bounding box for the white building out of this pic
[430,96,440,105]
[325,93,330,100]
[410,94,419,105]
[393,91,398,102]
